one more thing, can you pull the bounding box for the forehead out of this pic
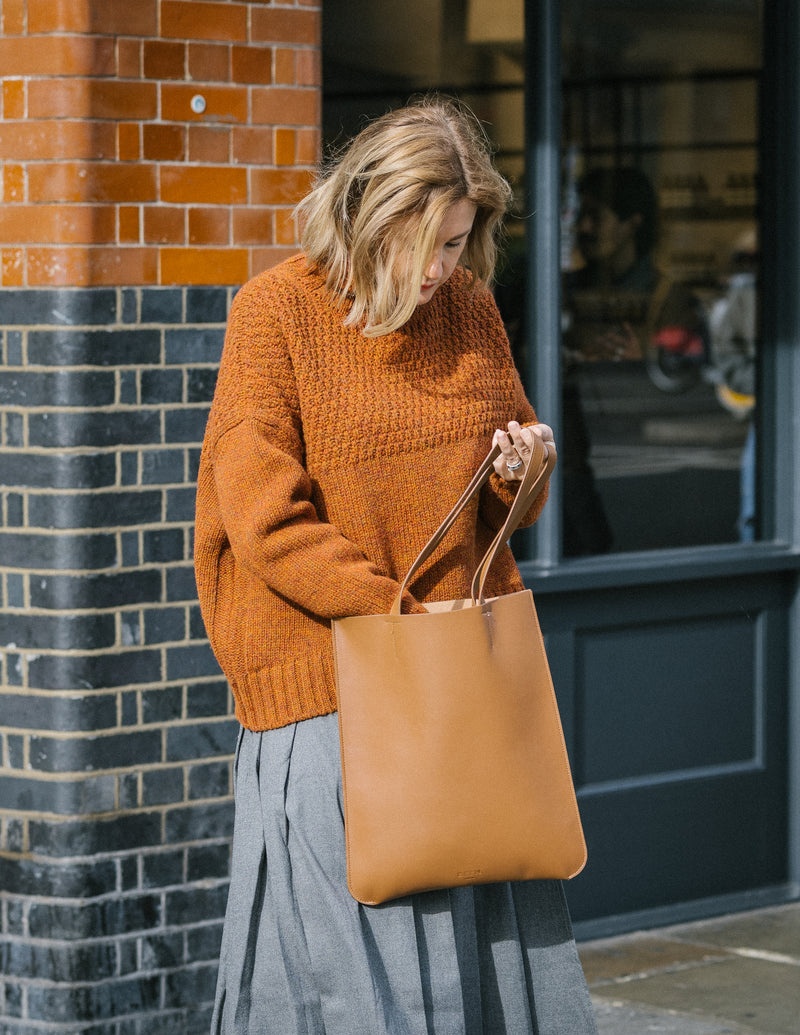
[437,198,477,236]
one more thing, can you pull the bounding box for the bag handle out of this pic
[391,435,556,615]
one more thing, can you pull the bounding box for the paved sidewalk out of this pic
[577,902,800,1034]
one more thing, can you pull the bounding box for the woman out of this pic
[195,98,597,1034]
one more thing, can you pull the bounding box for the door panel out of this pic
[536,573,790,921]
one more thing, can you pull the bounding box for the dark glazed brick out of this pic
[165,407,210,444]
[187,921,225,961]
[166,485,200,521]
[142,849,184,889]
[165,885,228,927]
[5,410,24,446]
[0,611,115,651]
[0,773,115,814]
[163,962,220,1010]
[28,648,162,691]
[118,937,139,975]
[167,642,223,681]
[0,531,117,571]
[1,937,116,982]
[141,288,183,324]
[140,932,183,970]
[165,327,225,364]
[28,409,162,448]
[0,450,116,489]
[187,844,229,882]
[165,800,234,843]
[6,572,25,607]
[7,329,23,364]
[0,370,115,407]
[119,369,138,405]
[5,651,23,686]
[29,729,162,772]
[6,491,23,525]
[188,761,230,800]
[188,446,202,480]
[143,529,185,564]
[166,564,199,602]
[31,570,161,610]
[119,772,139,809]
[142,685,183,724]
[166,720,236,762]
[121,689,139,722]
[189,605,208,639]
[122,530,141,566]
[120,450,139,485]
[141,368,183,404]
[186,287,229,323]
[0,288,117,326]
[27,974,161,1023]
[5,817,25,851]
[3,979,23,1018]
[28,489,162,529]
[122,288,139,323]
[187,367,218,402]
[27,328,161,367]
[120,854,139,892]
[1,692,117,732]
[142,767,184,806]
[142,448,186,485]
[144,606,186,643]
[0,856,116,898]
[29,813,161,857]
[7,734,24,768]
[121,611,142,648]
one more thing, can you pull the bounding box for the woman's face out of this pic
[417,198,477,305]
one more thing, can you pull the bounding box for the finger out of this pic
[494,429,524,478]
[529,423,555,445]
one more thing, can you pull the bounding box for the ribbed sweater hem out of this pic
[231,651,338,731]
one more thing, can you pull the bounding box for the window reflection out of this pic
[561,1,762,555]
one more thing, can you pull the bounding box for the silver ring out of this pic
[506,457,523,471]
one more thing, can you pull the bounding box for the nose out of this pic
[424,250,443,281]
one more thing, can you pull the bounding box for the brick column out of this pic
[0,2,320,1030]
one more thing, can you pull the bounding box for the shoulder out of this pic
[231,254,326,313]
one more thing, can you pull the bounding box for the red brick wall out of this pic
[0,0,321,287]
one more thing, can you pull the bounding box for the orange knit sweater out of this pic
[194,255,546,730]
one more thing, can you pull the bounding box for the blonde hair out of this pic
[297,97,512,336]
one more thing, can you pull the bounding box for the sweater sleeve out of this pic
[204,275,426,620]
[211,420,425,618]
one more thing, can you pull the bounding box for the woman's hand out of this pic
[493,421,556,482]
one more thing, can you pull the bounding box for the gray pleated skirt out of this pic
[211,713,597,1035]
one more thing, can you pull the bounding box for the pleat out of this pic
[210,714,597,1035]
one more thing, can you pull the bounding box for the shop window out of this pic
[560,1,763,555]
[323,0,763,557]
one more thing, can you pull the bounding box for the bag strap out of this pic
[391,436,556,615]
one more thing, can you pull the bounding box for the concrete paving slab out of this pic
[579,933,732,985]
[592,996,759,1034]
[666,902,800,960]
[593,955,799,1034]
[579,903,800,1035]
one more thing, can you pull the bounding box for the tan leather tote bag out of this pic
[332,437,587,905]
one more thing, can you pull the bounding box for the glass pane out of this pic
[561,1,762,556]
[322,0,529,381]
